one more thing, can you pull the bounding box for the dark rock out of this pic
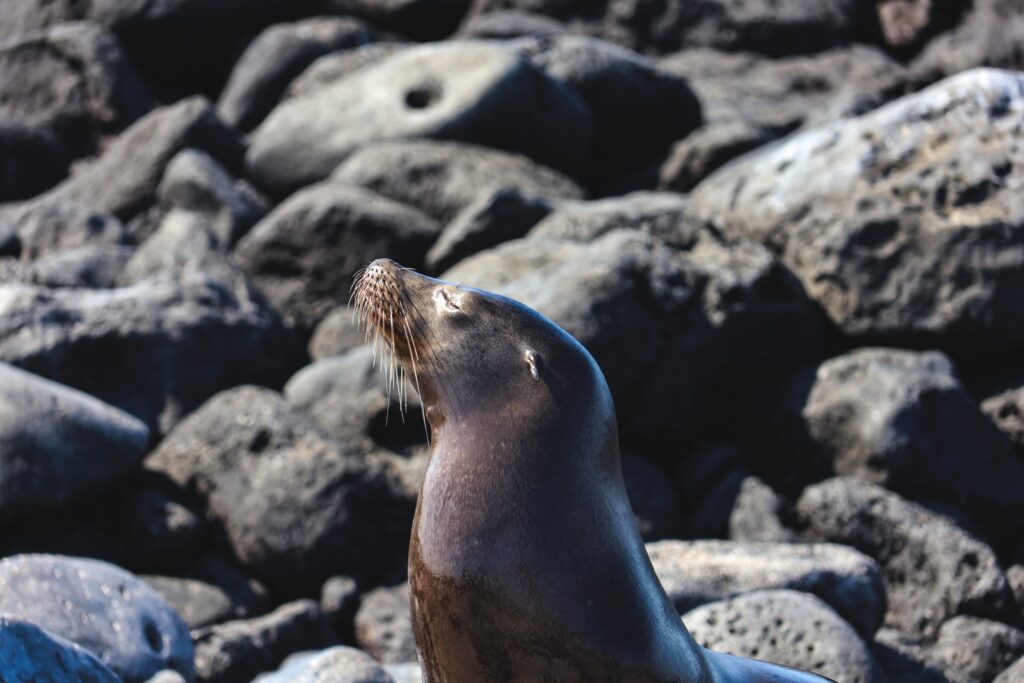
[995,656,1024,683]
[235,183,439,333]
[192,600,335,683]
[797,477,1015,639]
[22,245,134,289]
[873,0,967,56]
[752,348,1024,535]
[324,0,470,40]
[0,223,20,258]
[621,452,682,541]
[121,489,207,574]
[872,628,953,683]
[690,68,1024,355]
[911,0,1024,82]
[929,616,1024,683]
[458,10,568,39]
[13,202,127,262]
[683,589,881,683]
[9,97,243,224]
[308,307,365,361]
[218,17,377,133]
[983,387,1024,456]
[445,225,822,447]
[0,124,69,202]
[320,576,360,643]
[147,387,415,596]
[332,139,582,222]
[143,576,248,630]
[157,150,269,248]
[426,186,552,273]
[528,191,697,243]
[0,267,303,435]
[0,22,153,158]
[118,211,227,286]
[252,646,394,683]
[658,120,771,193]
[649,540,884,638]
[286,43,410,100]
[728,476,800,543]
[284,346,425,456]
[0,554,194,682]
[517,34,701,183]
[354,583,416,664]
[0,362,149,523]
[0,617,121,683]
[248,42,592,195]
[176,553,273,624]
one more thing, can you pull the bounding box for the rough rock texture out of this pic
[0,555,194,682]
[319,575,360,643]
[144,576,251,630]
[912,0,1024,81]
[234,183,440,333]
[308,307,365,361]
[798,477,1015,639]
[192,600,335,683]
[691,68,1024,355]
[0,617,122,683]
[649,540,885,637]
[929,616,1024,683]
[13,202,128,261]
[727,476,800,543]
[285,43,411,100]
[252,646,395,683]
[332,139,582,222]
[871,628,953,683]
[983,386,1024,455]
[683,589,882,683]
[146,387,414,595]
[0,268,303,435]
[248,42,592,195]
[445,223,822,446]
[0,362,149,522]
[354,583,417,664]
[751,348,1024,535]
[218,17,377,133]
[995,656,1024,683]
[0,22,153,158]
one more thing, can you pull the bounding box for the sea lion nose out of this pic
[368,258,398,275]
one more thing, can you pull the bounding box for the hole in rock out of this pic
[404,81,443,110]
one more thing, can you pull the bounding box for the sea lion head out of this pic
[353,258,614,449]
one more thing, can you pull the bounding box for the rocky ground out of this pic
[1,1,1024,682]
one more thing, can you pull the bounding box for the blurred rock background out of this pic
[1,0,1024,681]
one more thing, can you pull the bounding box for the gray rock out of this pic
[0,22,153,157]
[146,672,187,683]
[253,646,393,683]
[728,476,800,543]
[284,346,425,456]
[797,477,1015,639]
[528,191,698,244]
[911,0,1024,81]
[929,616,1024,683]
[752,348,1024,534]
[0,123,68,202]
[871,628,952,683]
[218,17,377,132]
[118,211,228,286]
[323,0,470,39]
[1008,565,1024,608]
[234,183,440,333]
[147,387,414,595]
[458,10,568,39]
[119,489,207,574]
[0,270,303,435]
[658,120,772,193]
[13,202,127,261]
[8,97,243,224]
[0,616,121,683]
[425,186,552,273]
[21,245,135,289]
[649,540,884,637]
[286,43,410,100]
[683,589,881,683]
[0,222,20,258]
[621,453,683,541]
[248,41,592,195]
[192,600,335,683]
[320,575,360,642]
[308,307,365,361]
[157,150,268,248]
[690,68,1024,354]
[983,386,1024,456]
[995,656,1024,683]
[143,576,244,630]
[0,555,194,682]
[332,139,581,222]
[0,362,149,522]
[355,583,416,664]
[445,226,822,446]
[516,34,701,182]
[382,663,421,683]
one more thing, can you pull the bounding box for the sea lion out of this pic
[354,258,830,682]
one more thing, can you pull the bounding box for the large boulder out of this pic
[0,617,121,683]
[445,220,822,446]
[928,616,1024,683]
[234,183,440,333]
[0,362,149,522]
[648,540,885,637]
[0,555,194,682]
[683,589,881,683]
[146,387,414,595]
[750,348,1024,535]
[332,139,582,222]
[248,41,592,195]
[690,68,1024,355]
[798,477,1015,639]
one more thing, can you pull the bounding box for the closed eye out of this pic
[434,287,462,312]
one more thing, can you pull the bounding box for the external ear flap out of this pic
[524,349,541,382]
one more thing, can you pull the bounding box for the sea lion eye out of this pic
[434,287,463,313]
